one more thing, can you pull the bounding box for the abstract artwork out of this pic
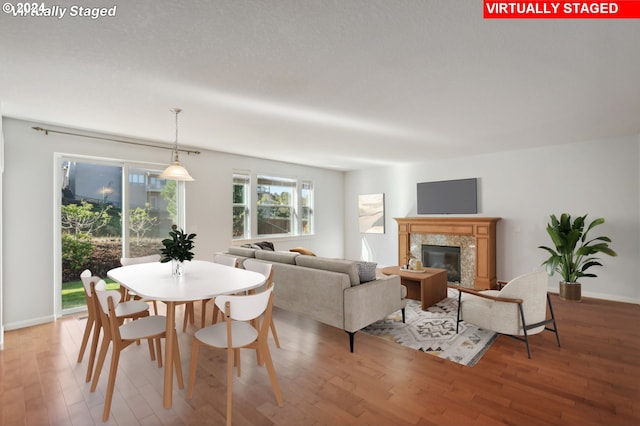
[358,193,385,233]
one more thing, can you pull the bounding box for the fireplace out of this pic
[422,245,461,283]
[394,217,501,289]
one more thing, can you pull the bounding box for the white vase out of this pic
[172,259,184,277]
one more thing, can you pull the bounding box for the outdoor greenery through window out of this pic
[61,159,180,311]
[257,175,295,236]
[232,172,314,239]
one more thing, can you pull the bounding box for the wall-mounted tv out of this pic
[417,178,478,214]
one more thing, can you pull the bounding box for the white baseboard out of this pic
[3,315,56,331]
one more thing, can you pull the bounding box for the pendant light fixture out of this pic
[159,108,194,181]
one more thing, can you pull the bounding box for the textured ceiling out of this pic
[1,1,639,170]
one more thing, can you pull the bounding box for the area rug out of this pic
[361,288,497,366]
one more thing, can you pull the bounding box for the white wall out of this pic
[345,136,640,303]
[1,117,344,330]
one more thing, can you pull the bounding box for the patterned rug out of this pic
[362,288,497,366]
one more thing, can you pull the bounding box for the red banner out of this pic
[484,1,640,18]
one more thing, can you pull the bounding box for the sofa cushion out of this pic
[355,261,378,283]
[289,246,316,256]
[227,246,257,258]
[255,250,299,264]
[295,255,360,286]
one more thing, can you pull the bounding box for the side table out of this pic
[381,266,448,309]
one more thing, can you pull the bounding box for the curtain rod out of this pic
[32,126,201,155]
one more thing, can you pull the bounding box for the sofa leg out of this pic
[401,308,406,323]
[346,331,355,353]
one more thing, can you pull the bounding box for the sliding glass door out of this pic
[58,156,181,314]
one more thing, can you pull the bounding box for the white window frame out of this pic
[300,179,314,235]
[232,172,314,240]
[232,172,251,240]
[256,175,296,238]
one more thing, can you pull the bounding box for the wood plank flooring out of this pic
[1,293,639,425]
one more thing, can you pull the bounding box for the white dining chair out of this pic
[186,286,283,426]
[91,285,184,421]
[77,269,150,383]
[207,254,240,325]
[242,259,280,348]
[120,254,161,314]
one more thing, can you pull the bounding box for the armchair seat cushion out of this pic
[459,272,548,336]
[457,271,560,358]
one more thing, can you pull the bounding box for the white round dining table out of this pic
[108,259,266,408]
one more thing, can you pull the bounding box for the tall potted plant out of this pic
[160,225,196,277]
[539,213,617,301]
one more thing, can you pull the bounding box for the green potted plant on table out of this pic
[160,225,196,277]
[539,213,617,302]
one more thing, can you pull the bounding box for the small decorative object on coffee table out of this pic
[160,225,197,277]
[408,256,423,272]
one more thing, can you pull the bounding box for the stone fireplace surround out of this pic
[414,235,474,287]
[395,217,501,290]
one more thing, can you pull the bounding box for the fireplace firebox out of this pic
[422,244,461,283]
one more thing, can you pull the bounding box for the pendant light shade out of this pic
[160,108,194,181]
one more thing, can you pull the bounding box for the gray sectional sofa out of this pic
[223,246,406,352]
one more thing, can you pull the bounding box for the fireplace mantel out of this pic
[394,217,501,290]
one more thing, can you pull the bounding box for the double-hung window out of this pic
[300,180,314,235]
[232,173,314,239]
[232,173,250,239]
[257,175,296,236]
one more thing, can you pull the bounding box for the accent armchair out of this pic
[456,271,560,358]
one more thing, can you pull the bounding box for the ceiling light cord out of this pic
[159,107,195,181]
[171,107,182,161]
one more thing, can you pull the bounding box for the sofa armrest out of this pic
[343,274,403,332]
[270,262,350,330]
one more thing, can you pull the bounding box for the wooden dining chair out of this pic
[186,286,283,426]
[120,254,161,314]
[77,270,150,383]
[77,270,99,366]
[242,259,280,348]
[91,285,184,421]
[207,254,240,325]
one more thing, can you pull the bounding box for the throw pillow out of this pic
[356,261,378,284]
[255,241,275,251]
[241,243,262,250]
[289,247,316,256]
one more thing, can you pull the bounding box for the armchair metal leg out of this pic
[518,304,532,359]
[456,290,463,333]
[401,308,406,323]
[515,294,562,358]
[546,293,561,347]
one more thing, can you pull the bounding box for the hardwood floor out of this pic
[1,294,639,425]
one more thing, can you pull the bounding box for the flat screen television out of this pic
[417,178,478,214]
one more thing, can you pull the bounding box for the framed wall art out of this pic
[358,193,385,234]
